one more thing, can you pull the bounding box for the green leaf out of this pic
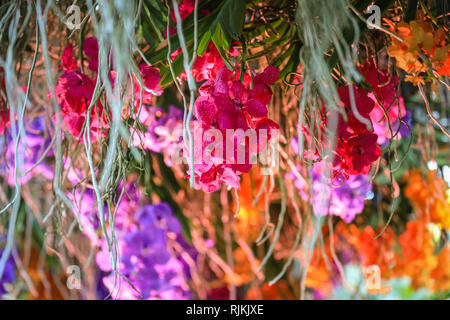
[215,0,246,40]
[243,19,284,44]
[145,12,217,65]
[405,0,418,22]
[159,50,186,87]
[211,24,233,70]
[246,29,293,61]
[156,153,181,193]
[279,43,301,80]
[197,29,211,57]
[245,22,292,49]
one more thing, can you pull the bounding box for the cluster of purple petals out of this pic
[290,165,371,223]
[316,172,371,223]
[131,105,183,167]
[0,235,16,297]
[65,166,145,244]
[95,202,193,300]
[378,109,412,148]
[63,165,193,300]
[0,251,15,297]
[0,116,53,185]
[289,138,371,223]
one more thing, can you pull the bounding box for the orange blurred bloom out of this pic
[246,280,295,300]
[387,19,450,82]
[236,169,266,242]
[404,170,450,230]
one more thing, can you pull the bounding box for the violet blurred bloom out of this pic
[398,109,412,139]
[0,235,16,297]
[96,202,193,300]
[370,100,411,147]
[131,105,183,166]
[289,162,371,223]
[0,116,53,185]
[66,181,143,247]
[67,188,100,245]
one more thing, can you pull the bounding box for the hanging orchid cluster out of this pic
[300,60,410,181]
[188,65,280,192]
[55,37,162,141]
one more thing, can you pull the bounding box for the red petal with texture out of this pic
[230,80,249,103]
[213,79,229,96]
[213,94,235,112]
[194,96,217,125]
[60,43,78,72]
[244,99,268,118]
[139,64,161,91]
[250,83,272,104]
[254,65,280,85]
[199,79,214,96]
[216,66,231,82]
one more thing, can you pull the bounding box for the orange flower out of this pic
[387,19,450,81]
[246,280,295,300]
[395,220,440,289]
[303,222,396,296]
[430,244,450,292]
[347,224,396,276]
[396,170,450,292]
[432,47,450,76]
[23,248,65,300]
[404,170,450,230]
[224,247,258,286]
[236,169,266,242]
[304,249,334,297]
[404,75,425,86]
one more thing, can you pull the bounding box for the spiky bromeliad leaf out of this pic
[215,0,246,40]
[143,0,247,79]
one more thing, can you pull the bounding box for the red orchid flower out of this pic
[338,133,381,175]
